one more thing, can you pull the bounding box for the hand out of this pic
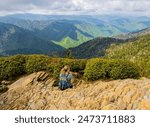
[74,72,78,75]
[71,72,78,75]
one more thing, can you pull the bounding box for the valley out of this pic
[0,14,150,53]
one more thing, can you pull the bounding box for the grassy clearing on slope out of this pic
[53,33,92,48]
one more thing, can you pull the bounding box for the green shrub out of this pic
[0,54,87,80]
[0,55,26,80]
[134,60,150,78]
[53,60,65,79]
[49,58,87,78]
[0,53,87,81]
[45,58,61,75]
[62,58,87,72]
[25,56,87,78]
[84,58,140,81]
[84,58,107,81]
[105,60,140,79]
[25,55,49,73]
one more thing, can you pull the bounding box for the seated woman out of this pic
[59,65,74,90]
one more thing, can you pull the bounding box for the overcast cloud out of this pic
[0,0,150,16]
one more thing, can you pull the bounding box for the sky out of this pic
[0,0,150,16]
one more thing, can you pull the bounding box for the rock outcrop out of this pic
[0,71,150,110]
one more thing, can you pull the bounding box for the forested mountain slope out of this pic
[106,34,150,77]
[0,22,64,55]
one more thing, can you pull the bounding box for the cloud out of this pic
[0,0,150,16]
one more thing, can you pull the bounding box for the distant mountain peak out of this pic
[115,27,150,39]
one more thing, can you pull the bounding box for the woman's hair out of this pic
[60,65,70,75]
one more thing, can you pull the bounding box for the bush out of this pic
[105,60,140,79]
[53,61,65,79]
[25,55,49,73]
[0,55,26,80]
[0,55,87,80]
[24,56,87,78]
[84,58,107,81]
[62,58,87,72]
[84,58,140,81]
[50,58,87,78]
[135,59,150,78]
[0,55,140,81]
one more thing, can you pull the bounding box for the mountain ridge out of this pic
[56,27,150,59]
[1,14,150,49]
[115,27,150,39]
[0,22,65,55]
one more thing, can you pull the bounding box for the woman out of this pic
[59,65,73,90]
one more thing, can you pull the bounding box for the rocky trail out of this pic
[0,71,150,110]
